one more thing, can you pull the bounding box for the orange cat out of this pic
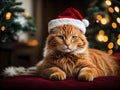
[3,7,120,81]
[36,24,120,81]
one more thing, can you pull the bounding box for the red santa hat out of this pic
[48,7,89,34]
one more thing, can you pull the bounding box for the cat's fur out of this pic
[36,24,120,81]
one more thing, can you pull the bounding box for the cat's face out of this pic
[46,24,88,54]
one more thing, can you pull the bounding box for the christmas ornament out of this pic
[1,26,6,31]
[6,12,12,20]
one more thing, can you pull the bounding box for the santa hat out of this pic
[48,7,89,34]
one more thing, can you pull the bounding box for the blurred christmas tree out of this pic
[0,0,36,43]
[86,0,120,54]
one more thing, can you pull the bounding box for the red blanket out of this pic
[0,53,120,90]
[0,76,120,90]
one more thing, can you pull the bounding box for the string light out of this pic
[112,22,117,29]
[114,6,119,12]
[108,49,113,55]
[99,30,105,35]
[108,7,114,13]
[117,39,120,46]
[105,0,112,6]
[117,34,120,46]
[118,34,120,39]
[96,14,102,20]
[6,12,12,20]
[100,18,108,25]
[97,30,108,42]
[116,17,120,23]
[1,26,6,31]
[108,42,114,49]
[96,34,104,42]
[103,35,108,42]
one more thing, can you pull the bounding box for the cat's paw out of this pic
[49,72,66,80]
[78,68,94,81]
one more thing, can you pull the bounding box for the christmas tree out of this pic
[0,0,36,43]
[86,0,120,54]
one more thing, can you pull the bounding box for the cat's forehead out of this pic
[56,24,81,34]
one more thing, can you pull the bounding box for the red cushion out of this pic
[1,53,120,90]
[115,53,120,60]
[0,76,120,90]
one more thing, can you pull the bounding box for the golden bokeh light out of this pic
[105,0,112,6]
[117,39,120,46]
[108,7,114,13]
[108,49,113,55]
[103,35,108,42]
[118,34,120,39]
[114,6,119,12]
[99,30,105,35]
[6,12,12,20]
[116,17,120,23]
[97,30,108,42]
[112,22,117,29]
[1,26,6,31]
[96,34,104,42]
[96,14,102,20]
[108,42,114,49]
[100,18,108,25]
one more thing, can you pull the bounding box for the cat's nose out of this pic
[65,44,70,48]
[65,41,71,48]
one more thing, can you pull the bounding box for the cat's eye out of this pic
[57,35,64,40]
[71,36,77,40]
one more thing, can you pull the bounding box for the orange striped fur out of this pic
[36,24,120,81]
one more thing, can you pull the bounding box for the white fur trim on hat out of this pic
[48,18,88,34]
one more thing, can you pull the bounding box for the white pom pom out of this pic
[3,66,26,77]
[3,67,18,77]
[82,19,89,27]
[15,67,26,73]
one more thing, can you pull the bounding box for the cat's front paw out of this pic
[78,68,94,81]
[49,72,66,80]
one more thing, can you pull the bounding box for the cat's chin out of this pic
[62,49,72,53]
[58,47,88,54]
